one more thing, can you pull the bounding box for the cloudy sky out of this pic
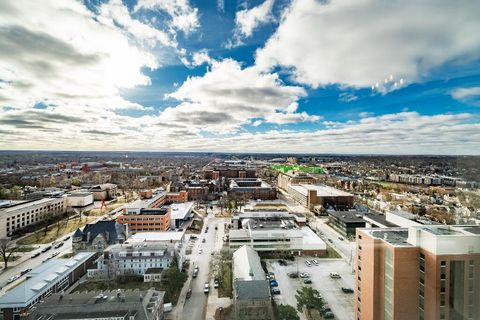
[0,0,479,154]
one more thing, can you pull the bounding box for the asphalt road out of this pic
[182,213,218,320]
[0,237,73,293]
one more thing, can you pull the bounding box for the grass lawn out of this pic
[15,246,38,252]
[218,261,233,298]
[84,202,125,217]
[0,255,18,262]
[17,218,96,245]
[74,273,186,305]
[323,245,342,259]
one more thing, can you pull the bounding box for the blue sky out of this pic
[0,0,479,154]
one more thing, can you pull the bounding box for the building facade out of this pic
[228,178,277,200]
[72,220,126,253]
[0,197,66,238]
[87,243,178,278]
[117,207,171,232]
[327,210,366,237]
[355,225,480,320]
[288,184,354,210]
[277,170,316,191]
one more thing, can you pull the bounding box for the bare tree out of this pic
[0,238,18,269]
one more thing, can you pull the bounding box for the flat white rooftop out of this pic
[170,201,194,220]
[289,184,353,197]
[125,231,185,243]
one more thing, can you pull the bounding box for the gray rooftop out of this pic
[27,289,164,320]
[0,252,96,308]
[235,280,271,300]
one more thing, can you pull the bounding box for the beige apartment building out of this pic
[356,225,480,320]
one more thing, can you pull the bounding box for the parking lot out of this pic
[266,257,355,320]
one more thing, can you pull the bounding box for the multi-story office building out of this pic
[277,170,316,191]
[117,207,171,232]
[355,225,480,320]
[327,210,366,237]
[0,197,66,238]
[117,191,170,232]
[0,252,96,320]
[228,178,277,200]
[228,218,326,256]
[27,289,165,320]
[288,184,354,210]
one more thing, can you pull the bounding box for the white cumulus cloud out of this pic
[134,0,199,34]
[256,0,480,90]
[163,58,316,132]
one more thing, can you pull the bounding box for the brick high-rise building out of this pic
[356,225,480,320]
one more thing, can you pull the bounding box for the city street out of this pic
[180,212,218,320]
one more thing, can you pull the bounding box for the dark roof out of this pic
[81,220,125,245]
[235,280,270,300]
[327,210,365,223]
[72,228,83,238]
[145,268,163,274]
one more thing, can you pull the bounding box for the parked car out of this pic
[202,238,206,243]
[214,280,219,288]
[288,272,299,278]
[20,268,32,276]
[322,306,332,314]
[54,242,64,249]
[323,311,335,319]
[303,278,312,284]
[329,272,341,279]
[186,288,192,299]
[203,282,210,294]
[51,251,60,258]
[41,246,52,253]
[305,260,312,267]
[63,236,70,241]
[271,288,281,295]
[278,259,287,266]
[312,259,319,265]
[31,252,40,258]
[269,280,278,287]
[338,237,344,241]
[299,272,310,278]
[42,257,51,263]
[7,275,20,283]
[341,287,354,293]
[328,238,333,243]
[199,249,203,254]
[211,250,215,255]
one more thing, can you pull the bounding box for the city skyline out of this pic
[1,0,480,154]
